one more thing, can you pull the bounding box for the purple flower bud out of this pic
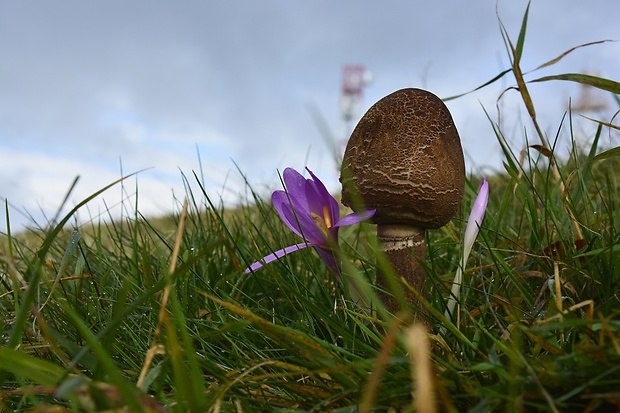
[445,179,489,321]
[462,179,489,262]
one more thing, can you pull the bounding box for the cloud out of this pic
[0,0,618,232]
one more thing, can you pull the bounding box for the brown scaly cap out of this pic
[340,88,465,229]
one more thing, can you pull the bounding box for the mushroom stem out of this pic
[376,224,427,313]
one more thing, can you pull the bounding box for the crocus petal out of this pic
[333,209,376,228]
[244,242,309,274]
[273,189,326,244]
[304,180,331,221]
[282,167,312,213]
[306,168,340,224]
[272,190,305,238]
[301,225,331,247]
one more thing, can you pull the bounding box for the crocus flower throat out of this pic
[311,206,332,236]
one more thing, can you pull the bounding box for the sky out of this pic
[1,1,619,233]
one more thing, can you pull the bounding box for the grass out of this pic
[2,4,620,412]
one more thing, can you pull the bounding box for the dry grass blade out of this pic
[406,324,435,413]
[359,313,408,413]
[581,114,620,131]
[498,12,538,137]
[531,40,617,72]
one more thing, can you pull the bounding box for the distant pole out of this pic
[573,82,609,113]
[340,65,371,152]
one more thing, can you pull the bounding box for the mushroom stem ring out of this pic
[378,225,424,251]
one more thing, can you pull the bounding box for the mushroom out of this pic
[340,88,465,314]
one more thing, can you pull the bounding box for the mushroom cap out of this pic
[340,88,465,229]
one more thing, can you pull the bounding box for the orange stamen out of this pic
[323,206,332,229]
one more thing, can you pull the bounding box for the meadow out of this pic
[1,5,620,412]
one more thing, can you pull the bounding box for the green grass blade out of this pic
[0,347,67,386]
[57,298,142,410]
[529,73,620,94]
[443,69,512,102]
[591,146,620,162]
[515,1,531,60]
[6,173,141,351]
[167,283,208,411]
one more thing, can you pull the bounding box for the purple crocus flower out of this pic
[245,167,375,276]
